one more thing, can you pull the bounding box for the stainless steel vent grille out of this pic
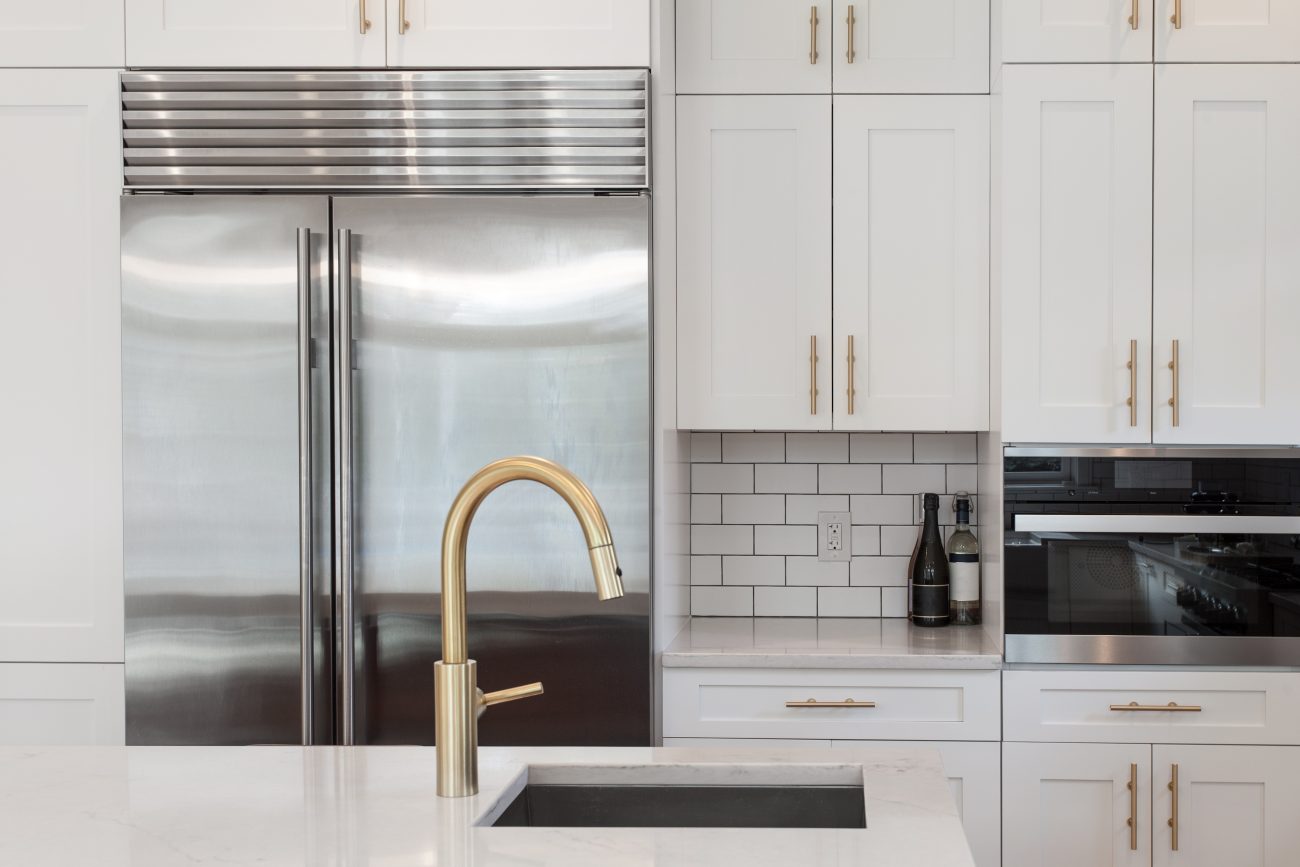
[121,70,649,190]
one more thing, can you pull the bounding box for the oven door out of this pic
[1004,514,1300,665]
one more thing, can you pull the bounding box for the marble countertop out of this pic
[662,617,1003,669]
[0,745,973,866]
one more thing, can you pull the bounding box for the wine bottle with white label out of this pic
[948,493,981,626]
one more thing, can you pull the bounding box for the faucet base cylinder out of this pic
[435,660,479,797]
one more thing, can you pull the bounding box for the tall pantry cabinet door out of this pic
[1153,66,1300,446]
[0,71,123,663]
[677,96,832,430]
[0,0,123,66]
[1156,0,1300,62]
[675,0,832,94]
[1152,745,1300,867]
[387,0,648,67]
[1003,742,1152,867]
[833,96,989,431]
[832,0,989,94]
[125,0,385,67]
[1001,0,1153,62]
[1001,65,1154,444]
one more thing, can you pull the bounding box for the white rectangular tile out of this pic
[689,431,721,462]
[786,556,849,587]
[913,433,977,464]
[851,525,880,556]
[722,494,786,525]
[882,463,946,494]
[786,432,849,463]
[754,586,817,617]
[690,555,721,585]
[721,432,785,463]
[722,555,786,586]
[817,587,882,618]
[690,524,753,555]
[690,494,721,524]
[818,464,882,494]
[849,495,915,525]
[945,464,979,495]
[754,524,817,555]
[880,524,920,556]
[850,556,910,587]
[691,463,753,494]
[691,586,753,616]
[881,586,909,618]
[849,433,913,463]
[786,494,850,524]
[754,463,817,494]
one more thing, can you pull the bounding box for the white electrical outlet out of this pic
[818,511,852,562]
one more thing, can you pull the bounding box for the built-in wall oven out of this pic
[1004,448,1300,665]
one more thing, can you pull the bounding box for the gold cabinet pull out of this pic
[1170,0,1182,28]
[846,4,857,63]
[1127,762,1138,851]
[1168,763,1180,851]
[809,6,820,64]
[359,0,372,33]
[1129,0,1139,29]
[1167,339,1180,427]
[1126,339,1138,427]
[1109,701,1203,712]
[398,0,410,34]
[809,335,820,415]
[846,335,856,415]
[785,697,876,708]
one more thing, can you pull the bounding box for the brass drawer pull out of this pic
[786,698,876,708]
[809,335,820,415]
[846,335,856,415]
[809,6,820,64]
[399,0,410,34]
[1129,0,1139,29]
[1167,339,1180,426]
[1126,338,1137,427]
[1127,762,1138,851]
[359,0,372,33]
[846,4,856,63]
[1170,0,1182,29]
[1168,763,1180,851]
[1109,701,1203,712]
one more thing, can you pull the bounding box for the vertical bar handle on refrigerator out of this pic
[1168,339,1180,427]
[334,229,357,745]
[1126,339,1137,427]
[296,228,314,746]
[1127,762,1138,851]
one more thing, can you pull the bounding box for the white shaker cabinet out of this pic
[676,96,832,431]
[1156,0,1300,62]
[833,0,989,94]
[125,0,386,67]
[0,71,123,665]
[1002,0,1153,62]
[1002,65,1154,444]
[0,664,124,745]
[1152,65,1300,446]
[388,0,648,67]
[0,0,123,66]
[833,96,988,431]
[676,0,830,94]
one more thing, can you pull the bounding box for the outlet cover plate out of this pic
[818,511,852,562]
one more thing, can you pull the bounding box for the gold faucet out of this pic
[434,456,624,797]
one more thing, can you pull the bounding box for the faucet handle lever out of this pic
[478,681,544,715]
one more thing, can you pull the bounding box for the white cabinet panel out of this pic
[1002,65,1153,444]
[833,0,989,94]
[1153,745,1300,867]
[0,664,124,745]
[676,0,830,94]
[1153,65,1300,446]
[1002,0,1154,62]
[126,0,385,67]
[388,0,647,67]
[0,0,123,66]
[1156,0,1300,62]
[676,96,832,431]
[1004,742,1151,867]
[0,71,123,664]
[833,96,988,431]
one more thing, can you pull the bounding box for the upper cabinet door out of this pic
[1157,0,1300,61]
[833,96,989,431]
[1002,0,1153,62]
[1153,65,1300,446]
[1002,65,1153,444]
[125,0,385,67]
[676,0,831,94]
[676,96,832,431]
[0,0,123,66]
[388,0,648,67]
[833,0,989,93]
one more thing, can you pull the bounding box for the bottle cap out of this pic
[953,491,971,509]
[923,492,939,509]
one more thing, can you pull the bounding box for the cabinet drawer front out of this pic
[1005,670,1300,745]
[664,668,1000,740]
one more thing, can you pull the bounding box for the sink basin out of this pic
[485,763,867,829]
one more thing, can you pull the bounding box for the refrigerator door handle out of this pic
[334,228,357,745]
[296,228,315,746]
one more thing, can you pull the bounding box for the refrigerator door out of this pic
[333,194,651,746]
[122,195,333,745]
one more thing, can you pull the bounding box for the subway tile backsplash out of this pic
[689,432,978,618]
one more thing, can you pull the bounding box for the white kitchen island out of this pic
[0,745,973,866]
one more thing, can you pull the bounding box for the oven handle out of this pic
[1013,514,1300,534]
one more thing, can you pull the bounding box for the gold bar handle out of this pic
[810,335,819,415]
[1129,0,1139,29]
[1168,339,1180,427]
[480,681,544,709]
[1110,701,1203,712]
[1126,339,1138,427]
[786,698,876,708]
[1171,0,1182,28]
[809,6,819,64]
[846,335,856,415]
[359,0,371,33]
[846,5,856,63]
[1168,763,1180,851]
[399,0,410,34]
[1127,762,1138,851]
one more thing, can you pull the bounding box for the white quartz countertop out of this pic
[0,745,974,867]
[662,617,1003,669]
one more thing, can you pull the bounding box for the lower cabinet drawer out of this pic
[0,662,124,745]
[663,667,1000,741]
[1004,669,1300,745]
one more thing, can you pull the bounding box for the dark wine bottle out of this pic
[910,493,950,627]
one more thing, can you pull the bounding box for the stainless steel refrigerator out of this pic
[119,70,651,746]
